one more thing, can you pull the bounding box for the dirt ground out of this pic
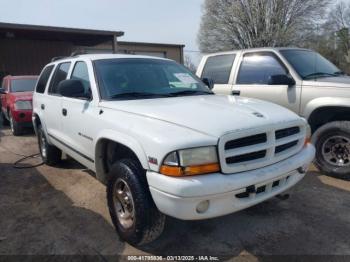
[1,126,350,261]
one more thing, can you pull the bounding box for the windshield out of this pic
[11,78,38,92]
[280,50,342,80]
[94,58,212,100]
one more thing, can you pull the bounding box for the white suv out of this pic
[32,54,315,245]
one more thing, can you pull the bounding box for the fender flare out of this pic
[303,97,350,120]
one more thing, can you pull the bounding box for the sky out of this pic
[0,0,205,63]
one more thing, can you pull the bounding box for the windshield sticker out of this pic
[174,73,198,84]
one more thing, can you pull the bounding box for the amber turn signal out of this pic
[160,163,220,177]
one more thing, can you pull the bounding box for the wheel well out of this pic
[95,139,142,185]
[33,114,41,127]
[308,106,350,133]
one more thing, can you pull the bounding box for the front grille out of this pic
[225,134,267,150]
[219,122,306,174]
[275,126,300,139]
[226,150,266,164]
[275,140,298,154]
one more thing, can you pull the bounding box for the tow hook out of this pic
[276,194,289,200]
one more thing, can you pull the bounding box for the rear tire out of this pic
[37,125,62,166]
[312,121,350,179]
[9,113,22,136]
[107,159,165,246]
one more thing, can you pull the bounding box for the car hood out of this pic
[303,75,350,88]
[10,91,33,101]
[100,95,301,137]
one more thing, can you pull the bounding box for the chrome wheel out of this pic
[113,178,135,229]
[39,130,47,158]
[9,115,14,133]
[322,135,350,167]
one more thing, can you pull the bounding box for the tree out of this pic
[198,0,329,52]
[184,55,197,73]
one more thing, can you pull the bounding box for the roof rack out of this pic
[51,56,67,62]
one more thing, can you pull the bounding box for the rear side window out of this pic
[237,53,287,84]
[36,65,54,93]
[49,62,71,94]
[201,54,235,84]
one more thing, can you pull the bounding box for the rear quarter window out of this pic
[201,54,236,84]
[36,65,54,93]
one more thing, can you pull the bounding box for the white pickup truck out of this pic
[197,48,350,178]
[32,54,315,245]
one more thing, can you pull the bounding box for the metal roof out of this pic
[0,22,124,46]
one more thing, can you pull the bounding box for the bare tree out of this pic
[198,0,329,52]
[184,55,197,73]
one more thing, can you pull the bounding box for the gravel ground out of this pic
[1,126,350,261]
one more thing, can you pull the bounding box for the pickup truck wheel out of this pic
[312,121,350,179]
[37,125,62,166]
[9,113,22,136]
[107,159,165,246]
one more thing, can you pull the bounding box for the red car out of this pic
[0,75,38,135]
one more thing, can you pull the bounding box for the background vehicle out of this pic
[0,75,38,135]
[32,54,314,246]
[197,48,350,179]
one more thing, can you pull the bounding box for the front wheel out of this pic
[107,159,165,246]
[9,112,22,136]
[312,121,350,179]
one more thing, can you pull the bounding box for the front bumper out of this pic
[147,144,315,220]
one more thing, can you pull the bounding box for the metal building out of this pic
[0,22,185,79]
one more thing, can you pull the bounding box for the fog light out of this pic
[297,164,309,174]
[196,200,210,214]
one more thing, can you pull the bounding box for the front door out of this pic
[232,52,301,114]
[61,61,98,168]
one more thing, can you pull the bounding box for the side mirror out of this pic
[202,78,214,90]
[268,74,295,86]
[0,88,6,94]
[58,80,90,99]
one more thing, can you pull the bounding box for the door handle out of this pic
[62,108,67,116]
[232,90,241,96]
[41,104,45,110]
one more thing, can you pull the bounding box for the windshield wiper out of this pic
[169,90,214,96]
[110,92,173,99]
[303,72,337,79]
[334,71,346,76]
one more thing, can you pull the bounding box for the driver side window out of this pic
[237,53,287,85]
[70,61,91,98]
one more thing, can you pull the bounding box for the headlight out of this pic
[14,100,32,110]
[160,146,220,177]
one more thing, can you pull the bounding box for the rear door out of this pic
[232,51,301,113]
[60,60,98,168]
[43,62,71,142]
[199,53,237,95]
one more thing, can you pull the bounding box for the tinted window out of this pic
[237,53,287,84]
[11,78,38,92]
[94,58,211,100]
[280,50,341,79]
[201,54,235,84]
[49,62,71,94]
[71,62,91,96]
[36,65,54,93]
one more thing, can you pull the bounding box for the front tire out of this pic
[37,125,62,166]
[312,121,350,179]
[107,159,165,246]
[9,112,23,136]
[1,110,9,126]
